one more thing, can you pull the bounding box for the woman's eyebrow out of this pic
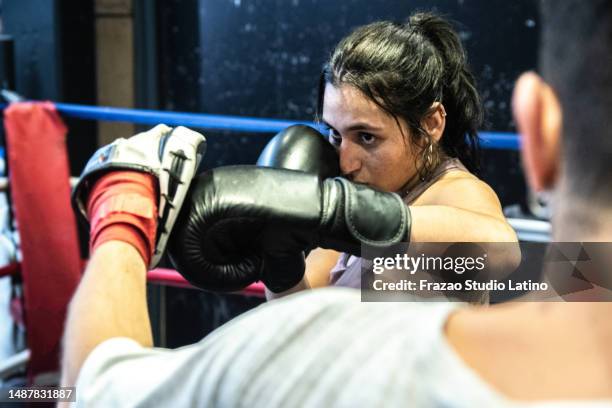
[345,122,382,132]
[321,119,382,132]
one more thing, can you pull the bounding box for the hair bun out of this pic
[407,12,466,78]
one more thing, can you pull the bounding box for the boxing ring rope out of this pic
[53,102,520,150]
[508,218,551,243]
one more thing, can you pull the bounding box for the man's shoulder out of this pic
[252,287,460,333]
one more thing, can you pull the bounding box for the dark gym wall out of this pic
[156,0,539,206]
[2,1,62,99]
[1,0,97,175]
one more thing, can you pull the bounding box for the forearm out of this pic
[409,205,517,242]
[409,206,521,278]
[61,241,153,386]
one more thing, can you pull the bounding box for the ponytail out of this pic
[409,13,483,174]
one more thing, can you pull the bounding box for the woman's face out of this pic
[322,83,420,192]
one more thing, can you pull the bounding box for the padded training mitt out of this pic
[72,124,207,267]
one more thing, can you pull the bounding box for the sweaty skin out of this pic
[322,83,419,192]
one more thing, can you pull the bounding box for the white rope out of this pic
[0,177,79,192]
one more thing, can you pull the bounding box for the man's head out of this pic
[513,0,612,238]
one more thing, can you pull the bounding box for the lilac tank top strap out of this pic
[399,157,468,204]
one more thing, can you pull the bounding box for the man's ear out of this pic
[512,72,562,192]
[421,102,446,143]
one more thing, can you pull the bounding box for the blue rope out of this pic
[54,103,519,150]
[478,132,520,150]
[53,103,320,133]
[3,102,519,150]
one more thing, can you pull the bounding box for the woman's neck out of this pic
[396,153,453,198]
[396,172,423,198]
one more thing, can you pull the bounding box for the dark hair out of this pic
[540,0,612,204]
[317,12,483,178]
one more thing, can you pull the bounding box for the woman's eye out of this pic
[359,132,376,145]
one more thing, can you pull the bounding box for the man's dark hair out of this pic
[317,12,483,179]
[540,0,612,204]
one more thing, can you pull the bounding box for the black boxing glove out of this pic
[256,125,340,291]
[168,166,411,292]
[257,124,340,178]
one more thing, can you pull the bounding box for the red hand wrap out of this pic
[86,172,158,266]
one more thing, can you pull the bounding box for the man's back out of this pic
[448,302,612,401]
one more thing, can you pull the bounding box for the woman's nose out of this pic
[338,139,362,178]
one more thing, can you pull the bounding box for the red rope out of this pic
[0,261,19,278]
[147,268,266,297]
